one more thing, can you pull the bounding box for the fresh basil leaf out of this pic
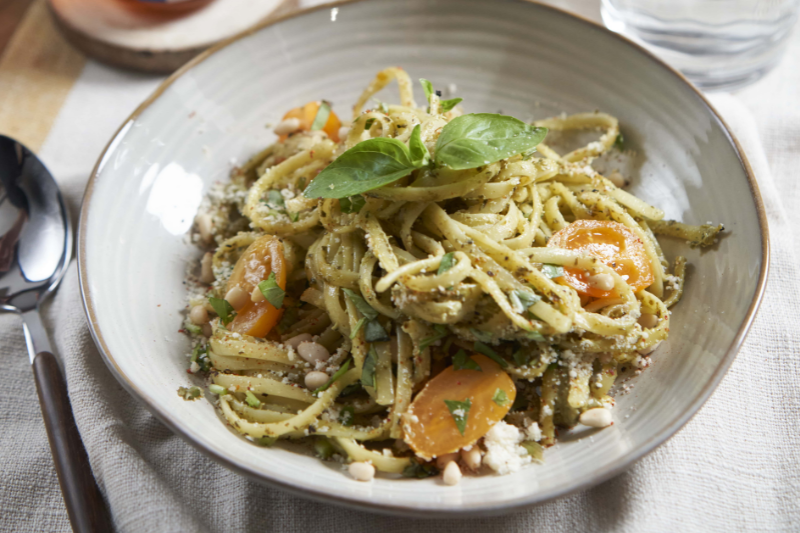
[470,328,493,343]
[614,133,625,151]
[314,437,336,459]
[403,460,439,479]
[258,272,285,309]
[288,211,299,222]
[310,100,332,131]
[408,124,431,167]
[191,344,210,372]
[245,391,261,408]
[208,384,227,395]
[177,386,203,400]
[474,341,508,368]
[268,189,285,208]
[453,350,481,372]
[342,288,378,320]
[208,297,236,325]
[521,329,546,342]
[437,252,456,275]
[492,388,510,407]
[542,264,564,279]
[510,289,539,313]
[304,137,418,199]
[512,348,530,367]
[340,195,366,214]
[350,317,367,339]
[364,319,390,342]
[418,324,448,351]
[339,405,355,427]
[419,78,434,102]
[340,383,362,396]
[314,359,351,394]
[361,346,378,389]
[439,97,462,113]
[296,177,307,191]
[435,113,548,170]
[444,398,472,435]
[364,118,376,130]
[521,147,538,160]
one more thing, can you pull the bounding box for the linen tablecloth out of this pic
[1,1,799,531]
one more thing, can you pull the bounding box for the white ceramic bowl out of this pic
[79,0,768,515]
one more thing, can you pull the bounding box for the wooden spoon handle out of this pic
[33,351,112,532]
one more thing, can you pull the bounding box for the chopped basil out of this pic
[208,384,227,395]
[258,272,285,309]
[377,101,389,114]
[492,388,510,407]
[340,195,366,214]
[512,348,530,367]
[361,345,378,389]
[339,405,355,427]
[444,398,472,435]
[177,386,203,400]
[510,289,540,313]
[350,317,367,339]
[310,100,332,131]
[244,391,262,408]
[437,252,456,275]
[439,97,462,113]
[364,319,390,342]
[314,437,336,459]
[521,440,543,461]
[208,297,236,325]
[296,177,307,191]
[408,124,431,167]
[342,288,378,320]
[184,323,202,335]
[418,324,448,351]
[474,341,508,368]
[542,264,565,279]
[521,329,546,342]
[277,305,298,333]
[453,350,481,371]
[314,359,351,394]
[339,383,362,396]
[364,118,376,130]
[614,133,625,151]
[288,211,299,222]
[470,328,493,343]
[191,344,210,372]
[434,114,548,170]
[267,189,285,208]
[402,460,439,479]
[419,78,434,102]
[257,436,277,447]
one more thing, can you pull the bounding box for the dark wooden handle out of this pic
[33,351,112,533]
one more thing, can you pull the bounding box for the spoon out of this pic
[0,135,111,532]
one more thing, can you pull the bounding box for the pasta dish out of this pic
[181,68,722,484]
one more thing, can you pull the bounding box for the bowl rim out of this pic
[77,0,770,517]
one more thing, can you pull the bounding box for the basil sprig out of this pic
[492,388,510,407]
[444,398,472,435]
[437,252,456,275]
[208,297,235,325]
[361,345,378,389]
[542,264,565,279]
[258,272,285,309]
[419,78,461,113]
[453,350,481,372]
[310,100,332,131]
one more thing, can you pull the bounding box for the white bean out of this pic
[638,313,659,329]
[251,285,265,303]
[435,452,459,470]
[607,170,627,188]
[196,213,214,243]
[200,252,215,284]
[304,371,329,390]
[587,273,615,291]
[189,305,209,325]
[225,286,249,311]
[273,117,301,136]
[579,408,613,428]
[348,462,375,482]
[338,126,350,140]
[460,447,482,471]
[297,341,331,363]
[284,333,313,349]
[443,460,462,486]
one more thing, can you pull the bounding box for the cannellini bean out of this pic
[587,273,615,291]
[200,252,214,284]
[638,340,662,356]
[304,371,329,390]
[638,313,659,329]
[196,213,213,243]
[225,286,249,311]
[435,452,459,470]
[348,462,375,482]
[579,408,613,428]
[338,126,350,140]
[443,460,462,486]
[189,305,209,325]
[273,117,301,136]
[297,341,331,363]
[607,170,627,188]
[285,333,313,349]
[460,447,482,471]
[251,285,265,303]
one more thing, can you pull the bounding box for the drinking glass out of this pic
[601,0,800,90]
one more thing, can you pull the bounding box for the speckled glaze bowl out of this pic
[79,0,768,516]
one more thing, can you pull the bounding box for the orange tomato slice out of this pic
[279,101,341,142]
[226,235,288,338]
[403,354,516,458]
[548,219,654,298]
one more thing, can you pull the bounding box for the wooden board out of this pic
[48,0,297,73]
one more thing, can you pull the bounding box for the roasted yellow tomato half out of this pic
[226,235,287,338]
[279,101,341,142]
[548,219,654,299]
[402,354,516,458]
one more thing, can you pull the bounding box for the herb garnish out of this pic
[492,388,510,407]
[361,345,378,389]
[419,78,434,102]
[340,195,366,214]
[314,359,352,394]
[614,133,625,151]
[418,324,448,351]
[474,341,508,368]
[339,405,355,427]
[364,319,390,342]
[510,289,539,313]
[512,348,530,367]
[208,297,236,325]
[342,288,378,320]
[470,328,493,343]
[437,252,456,275]
[402,460,439,479]
[310,100,332,131]
[439,97,462,113]
[444,398,472,435]
[208,384,227,395]
[177,386,203,400]
[542,264,565,279]
[350,317,367,339]
[453,349,481,371]
[258,272,285,308]
[245,391,262,408]
[258,436,277,447]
